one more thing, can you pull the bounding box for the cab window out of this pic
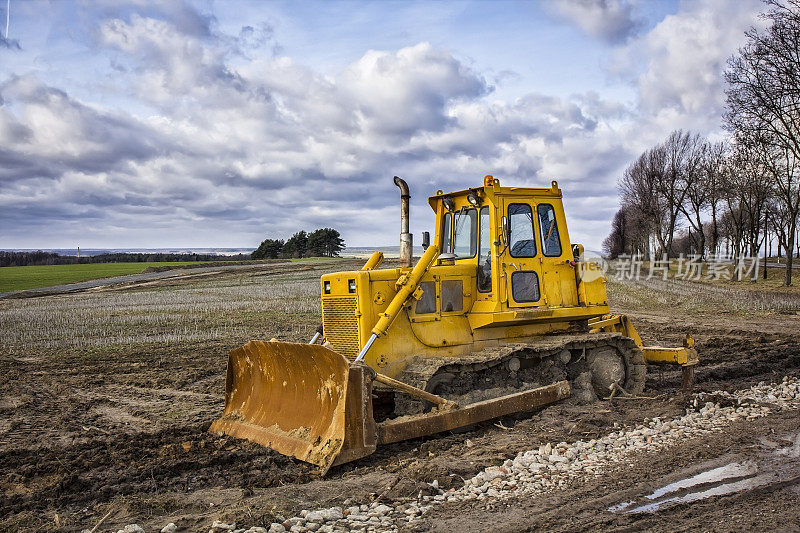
[508,203,536,257]
[442,212,452,253]
[477,206,491,292]
[415,281,436,314]
[441,280,463,312]
[538,204,562,257]
[453,208,477,258]
[511,271,540,303]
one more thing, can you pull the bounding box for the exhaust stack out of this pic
[394,176,412,268]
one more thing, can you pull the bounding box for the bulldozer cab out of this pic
[429,175,580,314]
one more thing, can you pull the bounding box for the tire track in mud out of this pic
[0,423,314,518]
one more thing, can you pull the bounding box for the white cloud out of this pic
[0,0,771,250]
[546,0,643,44]
[339,43,489,138]
[619,0,764,140]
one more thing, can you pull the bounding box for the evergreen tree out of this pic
[251,228,343,260]
[252,238,285,259]
[283,230,308,258]
[307,228,345,257]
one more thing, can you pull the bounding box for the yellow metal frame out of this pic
[588,314,699,367]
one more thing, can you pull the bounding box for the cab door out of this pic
[534,202,577,307]
[503,199,544,307]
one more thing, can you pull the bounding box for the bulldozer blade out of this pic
[210,342,569,473]
[209,341,376,474]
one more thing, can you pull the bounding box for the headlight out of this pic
[467,191,482,207]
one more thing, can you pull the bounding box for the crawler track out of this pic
[394,333,645,414]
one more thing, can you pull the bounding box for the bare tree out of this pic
[701,141,728,256]
[602,204,650,258]
[720,161,748,270]
[620,132,709,259]
[732,134,774,260]
[752,135,798,274]
[725,0,800,285]
[619,148,666,259]
[678,135,710,257]
[766,197,785,259]
[658,130,700,258]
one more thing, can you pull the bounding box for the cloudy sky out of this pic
[0,0,766,251]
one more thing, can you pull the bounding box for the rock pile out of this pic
[458,377,798,502]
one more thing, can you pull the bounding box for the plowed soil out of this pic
[1,264,799,532]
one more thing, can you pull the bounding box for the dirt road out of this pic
[1,263,798,532]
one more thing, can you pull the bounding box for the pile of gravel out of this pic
[119,377,800,533]
[459,377,798,503]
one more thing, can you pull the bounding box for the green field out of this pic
[0,262,199,293]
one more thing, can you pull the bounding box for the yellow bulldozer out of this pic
[211,175,698,473]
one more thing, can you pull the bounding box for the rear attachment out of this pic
[210,341,570,473]
[589,314,699,390]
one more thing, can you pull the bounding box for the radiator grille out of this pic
[322,296,360,360]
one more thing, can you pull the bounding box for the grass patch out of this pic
[0,262,198,292]
[289,256,345,262]
[631,263,800,295]
[710,266,800,294]
[607,273,800,317]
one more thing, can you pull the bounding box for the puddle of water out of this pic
[626,472,773,513]
[610,430,800,514]
[606,501,635,512]
[609,461,763,513]
[646,461,758,500]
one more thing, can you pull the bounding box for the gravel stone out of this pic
[118,526,145,533]
[281,518,301,530]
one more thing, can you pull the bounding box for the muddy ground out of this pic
[1,261,799,532]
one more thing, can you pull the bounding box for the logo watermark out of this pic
[578,253,762,282]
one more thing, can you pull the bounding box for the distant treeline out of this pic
[0,250,252,267]
[252,228,345,259]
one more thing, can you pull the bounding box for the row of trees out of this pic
[251,228,345,259]
[604,0,800,285]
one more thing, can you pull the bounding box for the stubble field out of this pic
[1,260,799,532]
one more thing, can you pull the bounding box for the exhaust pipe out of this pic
[394,176,412,268]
